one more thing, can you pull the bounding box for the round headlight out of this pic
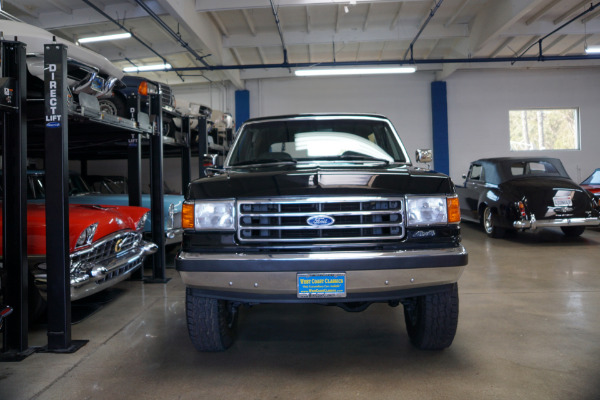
[75,222,98,248]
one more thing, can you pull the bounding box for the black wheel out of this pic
[98,96,128,117]
[185,288,237,352]
[403,283,459,350]
[560,226,585,237]
[483,207,506,238]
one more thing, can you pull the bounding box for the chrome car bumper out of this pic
[176,246,467,302]
[34,239,158,301]
[513,214,600,230]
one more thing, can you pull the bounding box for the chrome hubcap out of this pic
[484,208,493,234]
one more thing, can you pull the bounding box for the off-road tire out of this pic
[560,226,585,237]
[185,288,236,352]
[404,283,459,350]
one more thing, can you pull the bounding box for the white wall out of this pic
[245,73,436,162]
[446,68,600,184]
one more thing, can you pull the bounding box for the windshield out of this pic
[227,117,409,167]
[582,170,600,185]
[25,173,92,199]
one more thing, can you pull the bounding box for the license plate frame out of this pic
[297,273,346,299]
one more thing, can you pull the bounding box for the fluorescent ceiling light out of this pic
[77,32,131,44]
[295,67,416,76]
[123,64,172,73]
[585,45,600,54]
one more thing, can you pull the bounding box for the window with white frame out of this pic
[509,108,580,151]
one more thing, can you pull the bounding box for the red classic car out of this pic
[0,203,157,318]
[581,168,600,198]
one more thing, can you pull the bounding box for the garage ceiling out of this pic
[3,0,600,87]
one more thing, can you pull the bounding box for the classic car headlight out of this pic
[406,195,460,226]
[182,200,235,231]
[136,212,150,231]
[75,222,98,248]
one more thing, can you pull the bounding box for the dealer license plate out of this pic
[297,273,346,298]
[553,196,572,207]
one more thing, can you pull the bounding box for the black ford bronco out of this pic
[176,114,467,351]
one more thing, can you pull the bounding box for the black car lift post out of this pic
[39,43,86,353]
[197,116,207,177]
[181,116,191,192]
[145,90,168,283]
[127,131,143,280]
[0,40,36,361]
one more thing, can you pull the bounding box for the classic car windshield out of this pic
[582,169,600,185]
[508,160,567,178]
[227,117,408,166]
[26,173,92,199]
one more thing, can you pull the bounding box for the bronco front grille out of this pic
[70,231,142,267]
[237,197,405,243]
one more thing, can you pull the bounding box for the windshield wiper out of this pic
[231,158,298,167]
[315,155,391,164]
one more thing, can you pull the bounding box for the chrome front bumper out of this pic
[34,240,158,301]
[513,214,600,230]
[176,246,467,301]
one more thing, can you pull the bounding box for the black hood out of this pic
[188,165,454,199]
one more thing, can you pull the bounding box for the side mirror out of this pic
[462,174,467,179]
[415,149,433,164]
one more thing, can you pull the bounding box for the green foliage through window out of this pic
[509,109,579,151]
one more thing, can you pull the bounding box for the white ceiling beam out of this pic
[4,1,40,18]
[241,9,256,36]
[444,0,470,28]
[582,8,600,24]
[35,1,167,30]
[223,24,469,48]
[389,3,403,30]
[194,0,421,12]
[155,0,243,88]
[514,35,541,56]
[488,37,513,58]
[425,39,440,59]
[467,0,545,53]
[306,6,311,34]
[363,3,372,31]
[208,12,230,38]
[559,35,588,55]
[47,0,73,15]
[553,1,588,25]
[257,47,267,64]
[230,48,243,65]
[541,34,567,53]
[525,0,561,26]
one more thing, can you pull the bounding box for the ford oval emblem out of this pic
[307,215,335,227]
[46,121,61,128]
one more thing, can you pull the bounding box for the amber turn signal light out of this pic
[182,202,195,229]
[447,196,461,224]
[138,81,158,96]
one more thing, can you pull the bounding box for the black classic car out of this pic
[176,114,468,352]
[457,157,600,238]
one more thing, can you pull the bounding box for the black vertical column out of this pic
[127,133,143,280]
[42,43,85,353]
[147,91,167,282]
[197,116,207,178]
[1,40,34,360]
[181,116,191,194]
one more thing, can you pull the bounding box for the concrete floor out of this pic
[1,224,600,400]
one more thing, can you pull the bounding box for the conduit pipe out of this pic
[163,54,600,72]
[513,1,600,64]
[81,0,185,81]
[270,0,289,65]
[403,0,445,62]
[133,0,211,69]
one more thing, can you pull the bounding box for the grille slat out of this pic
[238,197,405,243]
